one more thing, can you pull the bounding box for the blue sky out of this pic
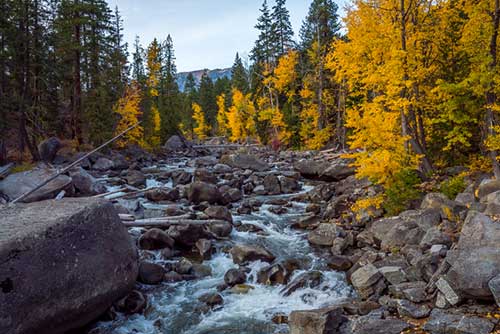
[108,0,346,72]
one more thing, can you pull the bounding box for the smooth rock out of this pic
[139,228,175,250]
[422,309,495,334]
[350,264,381,290]
[186,181,222,204]
[289,307,345,334]
[138,262,165,285]
[308,223,345,247]
[38,137,62,163]
[220,153,269,172]
[224,268,247,286]
[229,244,275,264]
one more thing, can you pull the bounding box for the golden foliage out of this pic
[216,94,229,137]
[192,103,210,140]
[227,89,256,142]
[113,83,144,148]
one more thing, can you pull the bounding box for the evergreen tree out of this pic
[251,0,274,65]
[299,0,341,50]
[131,36,146,84]
[180,73,198,138]
[231,52,249,93]
[198,70,217,131]
[271,0,295,58]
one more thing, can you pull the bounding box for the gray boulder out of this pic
[220,153,270,172]
[477,179,500,200]
[70,167,106,195]
[92,157,114,171]
[0,198,138,334]
[308,223,346,247]
[38,137,62,163]
[422,309,495,334]
[229,244,275,264]
[186,182,222,204]
[294,159,355,182]
[164,135,189,151]
[0,167,72,203]
[339,312,410,334]
[289,307,345,334]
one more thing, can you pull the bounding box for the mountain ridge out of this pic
[176,68,232,91]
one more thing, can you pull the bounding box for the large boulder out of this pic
[422,309,495,334]
[38,137,62,163]
[0,167,72,202]
[229,244,275,264]
[186,182,222,204]
[92,157,114,171]
[308,223,346,247]
[70,167,106,196]
[0,198,138,334]
[164,135,190,151]
[289,307,345,334]
[445,211,500,300]
[220,153,270,172]
[294,159,355,182]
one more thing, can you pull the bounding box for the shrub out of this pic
[383,169,422,216]
[440,174,466,200]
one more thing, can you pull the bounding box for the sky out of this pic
[108,0,346,73]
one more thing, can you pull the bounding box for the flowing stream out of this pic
[92,159,354,334]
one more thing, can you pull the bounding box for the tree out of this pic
[251,0,274,66]
[180,73,198,138]
[216,94,229,136]
[145,38,162,148]
[114,82,144,148]
[227,89,256,142]
[198,70,217,131]
[271,0,295,58]
[231,52,249,93]
[192,102,210,140]
[299,0,341,50]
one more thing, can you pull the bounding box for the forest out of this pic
[1,0,500,211]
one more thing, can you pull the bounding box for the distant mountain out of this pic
[176,68,232,92]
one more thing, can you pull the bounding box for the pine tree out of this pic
[299,0,341,50]
[131,36,146,84]
[231,53,249,93]
[180,73,198,138]
[145,38,162,148]
[198,70,217,131]
[251,0,274,66]
[271,0,295,58]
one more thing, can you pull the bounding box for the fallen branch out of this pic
[122,219,227,228]
[191,144,260,149]
[118,213,194,221]
[10,122,141,205]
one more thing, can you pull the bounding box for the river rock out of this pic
[125,170,146,187]
[164,135,189,151]
[350,264,381,290]
[70,167,106,195]
[93,157,114,171]
[264,174,281,195]
[186,181,221,204]
[206,220,233,238]
[340,312,410,334]
[395,299,430,319]
[172,170,192,186]
[38,137,62,163]
[327,255,353,271]
[422,309,495,334]
[308,223,346,247]
[0,167,72,202]
[445,210,500,300]
[194,168,217,184]
[196,239,212,260]
[224,268,247,286]
[0,198,138,334]
[139,228,175,250]
[281,271,323,296]
[205,205,232,222]
[280,176,300,193]
[289,307,345,334]
[138,261,165,285]
[198,293,223,307]
[477,179,500,200]
[229,244,275,264]
[257,263,290,285]
[220,153,269,172]
[145,188,180,202]
[294,159,355,182]
[420,193,466,222]
[168,223,207,247]
[115,290,147,315]
[483,190,500,215]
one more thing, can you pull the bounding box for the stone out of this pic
[125,170,146,187]
[164,135,189,151]
[379,266,407,285]
[289,307,345,334]
[445,210,500,299]
[198,293,223,307]
[206,220,233,238]
[110,154,129,170]
[145,188,180,202]
[93,157,114,171]
[175,258,193,275]
[294,159,355,182]
[224,268,247,286]
[115,290,147,315]
[420,227,452,249]
[435,277,462,306]
[138,262,165,285]
[281,271,323,297]
[257,263,290,285]
[272,313,288,324]
[455,192,476,207]
[280,176,300,193]
[422,309,495,334]
[483,190,500,215]
[70,167,106,195]
[139,228,175,250]
[488,274,500,307]
[229,244,275,264]
[0,198,138,334]
[350,264,381,290]
[186,181,222,204]
[477,179,500,200]
[308,183,337,203]
[264,174,281,195]
[194,168,218,184]
[168,224,207,247]
[220,153,269,172]
[229,284,255,294]
[38,137,62,163]
[395,299,430,319]
[164,271,183,283]
[0,167,72,203]
[192,264,212,278]
[327,255,353,271]
[435,292,450,309]
[196,239,212,260]
[308,223,346,247]
[204,205,233,222]
[171,170,192,186]
[420,193,466,222]
[340,313,410,334]
[221,187,243,203]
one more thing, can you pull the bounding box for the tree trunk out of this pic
[72,0,83,145]
[487,0,500,178]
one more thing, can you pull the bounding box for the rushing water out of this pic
[92,160,354,334]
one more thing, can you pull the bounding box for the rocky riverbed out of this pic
[1,137,500,334]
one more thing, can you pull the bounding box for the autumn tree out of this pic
[228,89,256,142]
[145,38,162,148]
[192,102,210,140]
[114,83,144,148]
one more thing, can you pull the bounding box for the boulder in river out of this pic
[0,167,72,203]
[220,153,270,172]
[422,309,495,334]
[289,307,345,334]
[138,228,175,250]
[164,135,190,151]
[294,159,355,182]
[92,157,115,171]
[186,181,222,204]
[229,244,275,264]
[204,205,233,222]
[70,167,106,196]
[0,198,138,334]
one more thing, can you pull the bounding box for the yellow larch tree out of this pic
[113,82,144,148]
[216,94,230,137]
[227,89,256,142]
[192,102,210,140]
